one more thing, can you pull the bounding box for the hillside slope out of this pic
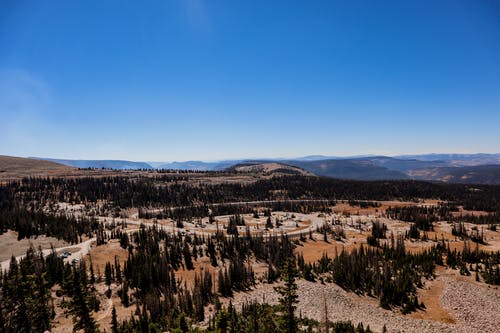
[287,159,409,180]
[365,156,448,172]
[36,158,153,170]
[157,160,238,171]
[409,165,500,185]
[0,155,74,180]
[397,153,500,166]
[227,162,314,176]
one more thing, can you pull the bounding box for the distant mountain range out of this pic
[30,153,500,184]
[408,164,500,184]
[32,158,153,170]
[155,161,237,171]
[285,159,409,181]
[396,153,500,166]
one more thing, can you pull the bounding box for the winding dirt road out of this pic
[1,202,330,272]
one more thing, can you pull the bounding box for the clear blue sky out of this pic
[1,0,499,161]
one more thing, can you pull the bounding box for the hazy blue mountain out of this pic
[293,154,378,161]
[155,154,500,184]
[157,160,242,170]
[409,165,500,185]
[33,158,153,170]
[293,155,335,161]
[32,153,500,184]
[359,156,448,172]
[147,162,167,168]
[396,153,500,166]
[285,159,409,180]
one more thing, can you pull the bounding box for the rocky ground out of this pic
[228,278,500,333]
[440,277,500,333]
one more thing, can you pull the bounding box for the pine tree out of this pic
[69,267,98,333]
[89,260,96,285]
[215,308,229,333]
[114,256,122,283]
[105,262,113,287]
[111,305,119,333]
[321,295,329,333]
[178,312,189,332]
[183,243,194,270]
[266,216,273,229]
[275,258,299,333]
[105,262,113,298]
[0,298,5,333]
[121,281,130,307]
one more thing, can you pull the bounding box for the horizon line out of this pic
[12,152,500,164]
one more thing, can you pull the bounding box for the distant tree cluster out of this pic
[385,204,457,230]
[0,207,100,243]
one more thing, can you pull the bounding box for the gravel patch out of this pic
[440,277,500,333]
[229,279,489,333]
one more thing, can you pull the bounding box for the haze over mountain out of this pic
[156,161,237,171]
[409,165,500,185]
[34,158,153,170]
[396,153,500,166]
[285,159,410,181]
[21,153,500,184]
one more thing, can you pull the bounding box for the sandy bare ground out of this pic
[0,230,68,261]
[0,235,94,271]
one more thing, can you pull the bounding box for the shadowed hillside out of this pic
[409,165,500,185]
[287,159,410,180]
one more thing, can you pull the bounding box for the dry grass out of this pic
[0,155,74,180]
[410,267,456,324]
[85,240,129,272]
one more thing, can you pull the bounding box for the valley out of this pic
[23,153,500,185]
[1,160,499,332]
[3,2,498,332]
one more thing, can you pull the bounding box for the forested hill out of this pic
[5,154,500,184]
[3,175,499,213]
[409,165,500,185]
[285,159,409,180]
